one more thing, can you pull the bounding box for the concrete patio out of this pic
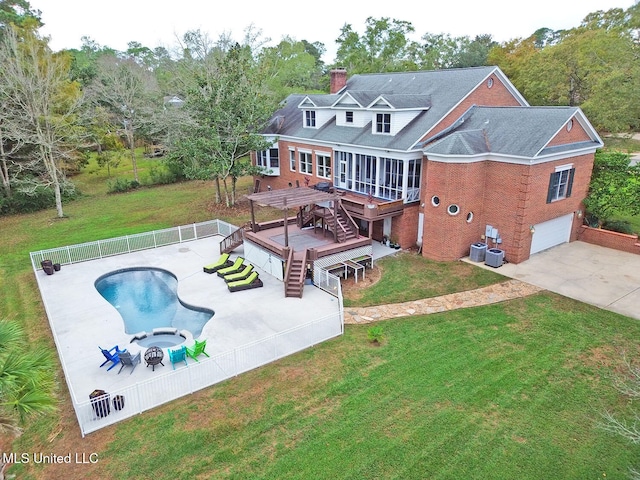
[34,235,342,433]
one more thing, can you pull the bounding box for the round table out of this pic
[144,346,164,371]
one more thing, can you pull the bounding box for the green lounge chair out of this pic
[203,253,232,273]
[217,256,244,277]
[224,264,254,283]
[186,339,209,361]
[228,271,263,292]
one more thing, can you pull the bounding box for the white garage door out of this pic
[530,213,574,255]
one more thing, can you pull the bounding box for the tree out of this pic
[600,352,640,479]
[88,54,161,182]
[489,3,640,133]
[583,151,640,227]
[335,17,417,73]
[0,0,41,40]
[259,36,325,98]
[170,35,276,206]
[0,319,56,479]
[0,26,82,217]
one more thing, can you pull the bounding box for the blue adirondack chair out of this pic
[99,345,126,371]
[168,345,188,370]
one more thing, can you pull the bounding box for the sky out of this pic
[30,0,636,62]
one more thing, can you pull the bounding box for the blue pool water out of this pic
[95,267,214,339]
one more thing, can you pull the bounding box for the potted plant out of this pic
[367,191,376,209]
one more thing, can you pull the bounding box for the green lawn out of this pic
[4,159,640,479]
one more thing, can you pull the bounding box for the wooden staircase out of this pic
[219,226,246,254]
[299,204,359,243]
[284,249,307,298]
[332,209,358,242]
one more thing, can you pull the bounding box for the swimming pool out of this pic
[95,267,214,347]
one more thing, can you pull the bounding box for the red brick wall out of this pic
[254,140,332,192]
[419,152,595,263]
[578,226,640,254]
[547,118,591,146]
[391,203,421,248]
[420,160,489,261]
[424,73,523,140]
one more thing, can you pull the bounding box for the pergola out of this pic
[246,187,340,247]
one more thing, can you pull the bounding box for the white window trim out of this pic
[289,149,296,172]
[315,151,332,179]
[299,149,313,174]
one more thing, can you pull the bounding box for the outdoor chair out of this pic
[117,351,141,375]
[168,345,188,370]
[223,264,254,283]
[186,339,210,362]
[228,271,263,292]
[217,256,244,277]
[99,345,126,371]
[203,253,232,274]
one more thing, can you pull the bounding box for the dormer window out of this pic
[305,110,316,127]
[376,113,391,133]
[345,111,353,124]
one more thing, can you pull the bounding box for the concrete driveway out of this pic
[492,241,640,321]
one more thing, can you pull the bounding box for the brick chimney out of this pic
[330,68,347,94]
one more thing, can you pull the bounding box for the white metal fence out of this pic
[30,218,346,436]
[29,219,238,270]
[75,312,343,436]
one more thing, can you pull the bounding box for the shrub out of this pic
[367,325,384,344]
[602,219,635,235]
[0,183,78,215]
[147,164,179,185]
[107,178,140,194]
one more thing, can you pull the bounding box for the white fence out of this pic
[76,312,343,436]
[30,218,346,436]
[29,219,238,270]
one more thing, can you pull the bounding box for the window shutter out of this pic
[565,168,576,198]
[546,172,556,203]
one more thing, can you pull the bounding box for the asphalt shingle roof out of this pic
[424,106,600,158]
[263,66,499,151]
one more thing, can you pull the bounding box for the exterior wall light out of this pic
[576,209,583,218]
[529,225,535,234]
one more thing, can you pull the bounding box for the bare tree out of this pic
[600,352,640,479]
[87,55,161,182]
[0,26,82,217]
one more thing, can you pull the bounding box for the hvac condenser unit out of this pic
[485,248,504,268]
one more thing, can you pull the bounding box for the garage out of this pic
[530,213,574,255]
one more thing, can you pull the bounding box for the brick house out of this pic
[252,66,602,265]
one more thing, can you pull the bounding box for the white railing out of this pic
[29,219,237,270]
[75,312,343,436]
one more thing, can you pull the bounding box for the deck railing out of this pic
[29,219,237,270]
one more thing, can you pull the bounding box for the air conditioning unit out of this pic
[469,242,487,262]
[485,248,504,268]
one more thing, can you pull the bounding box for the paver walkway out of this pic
[343,279,544,324]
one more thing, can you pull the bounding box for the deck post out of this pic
[249,199,257,232]
[283,197,289,247]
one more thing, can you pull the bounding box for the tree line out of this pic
[0,0,639,220]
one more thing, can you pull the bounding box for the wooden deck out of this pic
[244,224,372,261]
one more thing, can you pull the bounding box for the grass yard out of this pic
[12,295,640,479]
[3,156,640,479]
[342,251,505,307]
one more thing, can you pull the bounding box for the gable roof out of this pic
[424,106,603,159]
[263,66,515,152]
